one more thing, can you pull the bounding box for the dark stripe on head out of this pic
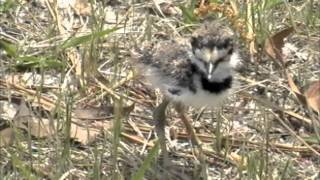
[168,88,181,95]
[191,36,233,51]
[214,58,224,70]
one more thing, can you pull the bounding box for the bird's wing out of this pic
[140,40,194,88]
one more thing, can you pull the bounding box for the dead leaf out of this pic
[15,117,57,138]
[71,104,105,145]
[14,100,56,138]
[0,128,15,147]
[28,118,56,138]
[286,71,306,105]
[73,0,91,16]
[92,121,112,131]
[305,81,320,113]
[158,2,181,16]
[70,102,134,145]
[73,106,111,120]
[264,27,294,67]
[70,122,100,144]
[229,152,247,167]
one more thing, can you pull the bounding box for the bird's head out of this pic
[189,23,239,82]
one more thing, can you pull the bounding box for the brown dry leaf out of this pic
[71,98,135,144]
[264,26,294,66]
[28,118,56,138]
[70,102,134,145]
[14,100,56,138]
[15,117,57,138]
[304,81,320,113]
[73,106,112,120]
[70,122,100,145]
[158,2,181,16]
[92,121,112,131]
[71,106,103,145]
[264,27,308,106]
[0,78,57,111]
[286,71,306,105]
[73,102,134,120]
[73,0,91,16]
[0,128,14,147]
[195,3,224,17]
[228,152,247,167]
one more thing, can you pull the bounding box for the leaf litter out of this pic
[0,0,319,179]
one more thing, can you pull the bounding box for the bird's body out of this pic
[132,21,240,167]
[135,29,239,107]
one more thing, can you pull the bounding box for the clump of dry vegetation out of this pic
[0,0,319,179]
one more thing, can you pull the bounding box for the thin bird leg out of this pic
[174,103,208,178]
[153,98,170,164]
[174,103,202,147]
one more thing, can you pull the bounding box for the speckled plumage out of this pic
[131,22,241,164]
[136,40,196,91]
[132,22,240,108]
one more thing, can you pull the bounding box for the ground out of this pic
[0,0,319,179]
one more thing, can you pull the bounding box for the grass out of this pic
[0,0,319,179]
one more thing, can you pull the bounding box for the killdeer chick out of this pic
[132,22,240,163]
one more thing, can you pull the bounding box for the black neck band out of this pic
[201,76,232,94]
[191,64,232,94]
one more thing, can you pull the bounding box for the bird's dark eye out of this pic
[217,38,231,49]
[191,37,199,49]
[215,58,225,66]
[206,40,216,50]
[223,42,229,49]
[228,47,234,55]
[191,36,204,49]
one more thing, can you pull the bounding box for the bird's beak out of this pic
[207,62,214,81]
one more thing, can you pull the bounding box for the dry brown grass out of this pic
[0,0,319,179]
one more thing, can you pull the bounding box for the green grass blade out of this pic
[61,27,120,49]
[111,98,123,179]
[0,39,17,57]
[280,159,291,180]
[302,134,320,144]
[16,56,64,69]
[131,141,160,180]
[264,0,283,10]
[0,0,16,12]
[180,5,199,24]
[11,154,37,180]
[180,0,198,24]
